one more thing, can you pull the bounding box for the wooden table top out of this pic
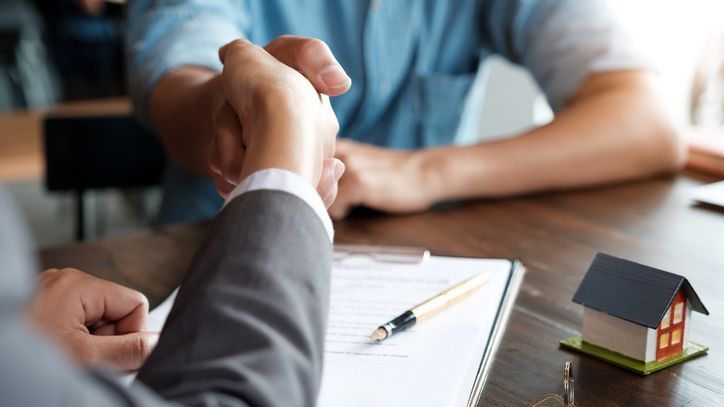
[40,173,724,406]
[0,98,130,182]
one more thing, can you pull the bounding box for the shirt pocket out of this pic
[413,73,475,147]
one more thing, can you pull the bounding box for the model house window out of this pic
[660,333,670,348]
[672,329,682,345]
[661,308,671,329]
[674,303,684,324]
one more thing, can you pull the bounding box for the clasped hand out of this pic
[208,36,350,205]
[206,35,434,218]
[26,268,158,371]
[26,39,345,371]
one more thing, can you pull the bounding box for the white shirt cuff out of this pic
[222,169,333,242]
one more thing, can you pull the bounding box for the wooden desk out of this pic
[40,174,724,406]
[0,98,130,182]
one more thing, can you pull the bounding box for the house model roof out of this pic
[572,253,709,329]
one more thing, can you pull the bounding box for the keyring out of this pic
[563,361,574,407]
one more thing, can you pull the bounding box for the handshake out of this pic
[207,37,351,207]
[26,37,351,372]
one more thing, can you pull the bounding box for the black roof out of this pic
[572,253,709,329]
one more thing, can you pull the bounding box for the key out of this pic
[528,361,576,407]
[530,394,566,407]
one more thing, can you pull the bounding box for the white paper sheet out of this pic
[318,256,511,407]
[692,180,724,208]
[135,256,513,407]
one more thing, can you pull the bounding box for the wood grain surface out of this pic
[40,173,724,406]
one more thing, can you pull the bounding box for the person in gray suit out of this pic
[0,39,345,406]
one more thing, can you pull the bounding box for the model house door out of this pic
[656,291,686,361]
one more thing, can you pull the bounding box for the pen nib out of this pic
[368,327,388,342]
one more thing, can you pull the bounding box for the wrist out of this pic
[149,67,220,177]
[415,148,449,206]
[240,91,325,185]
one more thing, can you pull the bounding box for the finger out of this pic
[213,174,236,199]
[334,138,359,157]
[219,39,278,70]
[322,181,339,209]
[328,195,352,220]
[214,102,245,184]
[265,35,351,96]
[90,318,116,336]
[208,132,223,176]
[316,158,338,199]
[317,158,345,208]
[78,276,150,335]
[219,39,300,112]
[86,332,159,371]
[320,95,340,158]
[219,38,255,64]
[327,173,359,220]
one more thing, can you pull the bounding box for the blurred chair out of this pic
[43,115,166,240]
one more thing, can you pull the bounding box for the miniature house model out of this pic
[572,253,709,363]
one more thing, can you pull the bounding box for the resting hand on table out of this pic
[25,268,158,372]
[207,35,350,203]
[329,139,434,219]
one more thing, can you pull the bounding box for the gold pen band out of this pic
[411,272,491,322]
[369,272,490,341]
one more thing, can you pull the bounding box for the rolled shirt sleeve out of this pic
[125,0,249,123]
[481,0,653,112]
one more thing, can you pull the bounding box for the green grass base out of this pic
[560,336,708,375]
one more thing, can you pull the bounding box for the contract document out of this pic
[137,253,524,407]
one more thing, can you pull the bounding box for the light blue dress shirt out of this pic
[126,0,649,223]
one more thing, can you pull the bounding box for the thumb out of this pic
[264,35,351,96]
[87,332,160,371]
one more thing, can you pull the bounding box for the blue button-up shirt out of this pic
[127,0,648,149]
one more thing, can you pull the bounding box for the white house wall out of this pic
[683,300,692,347]
[582,308,649,361]
[645,328,657,362]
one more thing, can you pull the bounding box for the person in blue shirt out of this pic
[127,0,685,223]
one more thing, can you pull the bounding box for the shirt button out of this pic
[370,0,382,11]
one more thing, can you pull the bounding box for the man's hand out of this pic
[26,268,158,372]
[207,36,350,200]
[329,139,434,220]
[211,39,342,186]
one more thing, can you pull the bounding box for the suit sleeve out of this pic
[136,189,332,407]
[0,189,331,407]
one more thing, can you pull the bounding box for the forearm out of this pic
[138,190,331,406]
[149,67,221,178]
[423,71,686,201]
[138,42,336,404]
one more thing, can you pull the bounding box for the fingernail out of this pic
[319,64,351,90]
[333,160,346,182]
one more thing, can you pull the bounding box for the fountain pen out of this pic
[368,272,491,342]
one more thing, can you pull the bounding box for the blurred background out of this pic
[0,0,722,247]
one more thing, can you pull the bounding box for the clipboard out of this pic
[324,244,526,407]
[133,244,526,406]
[466,258,525,406]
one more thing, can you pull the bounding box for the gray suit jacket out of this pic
[0,187,332,406]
